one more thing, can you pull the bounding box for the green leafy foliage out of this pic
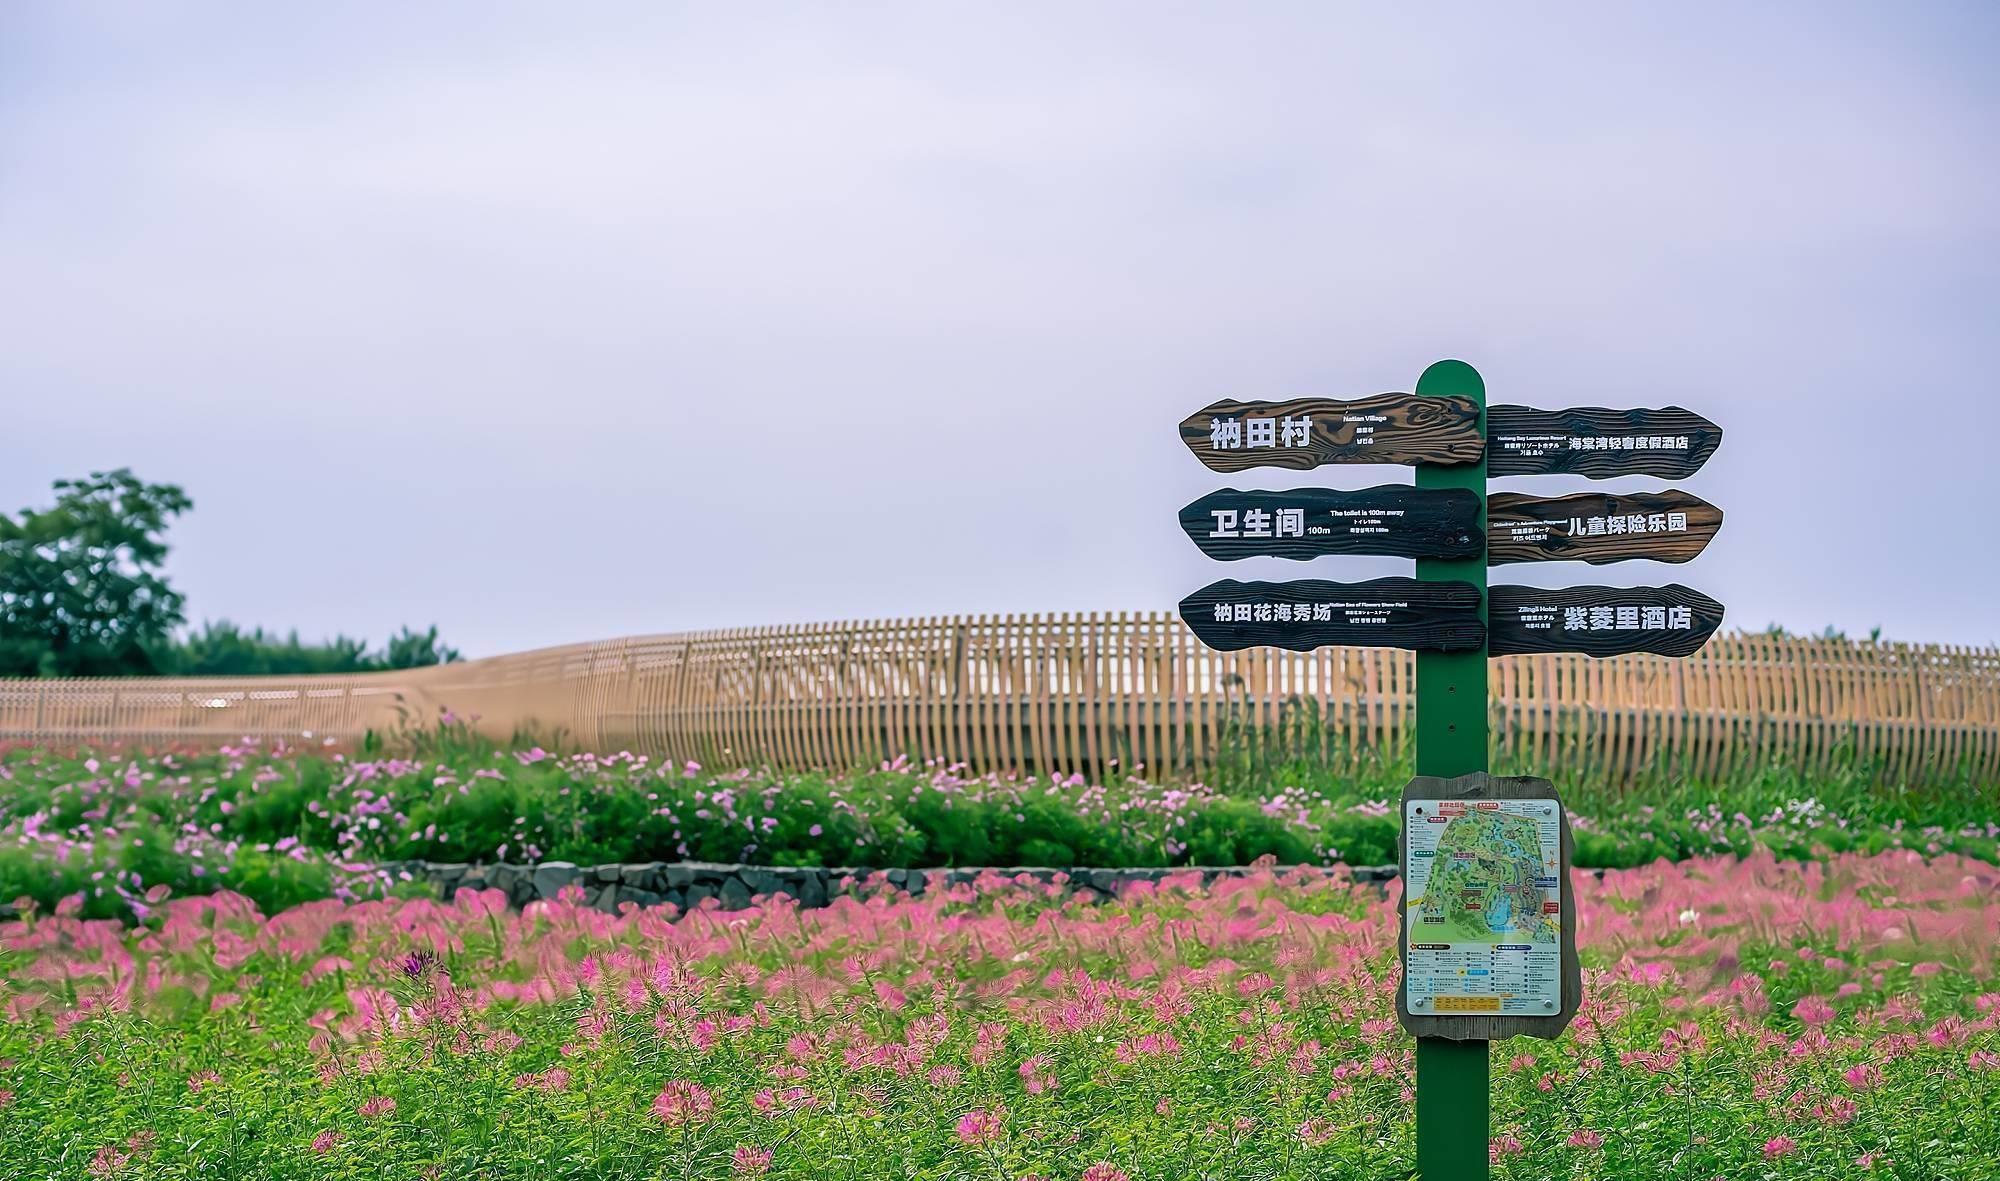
[0,468,192,676]
[3,727,1993,920]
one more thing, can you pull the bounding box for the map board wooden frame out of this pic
[1397,772,1581,1042]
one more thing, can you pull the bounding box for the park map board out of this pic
[1403,798,1562,1018]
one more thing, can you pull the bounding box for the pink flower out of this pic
[653,1080,716,1127]
[731,1145,774,1176]
[1489,1134,1524,1162]
[1566,1130,1603,1149]
[1792,996,1836,1026]
[1018,1055,1057,1095]
[1764,1135,1798,1159]
[1970,1051,2000,1072]
[955,1108,1004,1146]
[1297,1118,1337,1147]
[310,1130,341,1154]
[1843,1064,1882,1090]
[1079,1166,1130,1181]
[1911,961,1943,978]
[357,1096,396,1118]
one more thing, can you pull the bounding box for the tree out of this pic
[0,469,192,677]
[382,624,460,669]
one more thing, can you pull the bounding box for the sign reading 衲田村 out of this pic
[1487,489,1721,566]
[1179,392,1483,471]
[1179,486,1482,562]
[1398,772,1580,1042]
[1485,405,1720,478]
[1487,583,1724,657]
[1178,576,1484,653]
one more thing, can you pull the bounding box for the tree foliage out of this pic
[1,470,459,677]
[0,469,192,677]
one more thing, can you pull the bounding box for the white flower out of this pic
[1678,908,1700,926]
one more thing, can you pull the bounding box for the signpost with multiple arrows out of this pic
[1172,361,1726,1180]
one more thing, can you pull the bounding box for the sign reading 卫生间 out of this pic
[1398,771,1580,1041]
[1487,583,1724,657]
[1178,576,1484,652]
[1487,489,1721,566]
[1180,486,1483,562]
[1486,405,1721,479]
[1179,392,1483,471]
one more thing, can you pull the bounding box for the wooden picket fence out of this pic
[3,614,1997,785]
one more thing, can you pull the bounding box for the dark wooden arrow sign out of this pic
[1488,583,1724,657]
[1180,577,1485,653]
[1488,489,1722,566]
[1180,393,1483,472]
[1487,405,1721,479]
[1181,486,1483,561]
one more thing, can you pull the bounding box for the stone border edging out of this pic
[375,859,1457,913]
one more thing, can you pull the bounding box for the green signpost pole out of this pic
[1412,358,1490,1179]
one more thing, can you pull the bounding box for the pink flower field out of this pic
[2,851,1997,1179]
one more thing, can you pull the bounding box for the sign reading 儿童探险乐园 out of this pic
[1398,772,1580,1042]
[1179,392,1483,471]
[1487,489,1721,566]
[1179,486,1483,562]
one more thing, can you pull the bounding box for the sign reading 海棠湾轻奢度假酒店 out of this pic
[1485,404,1720,479]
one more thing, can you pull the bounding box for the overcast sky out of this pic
[4,2,1996,656]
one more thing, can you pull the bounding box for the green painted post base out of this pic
[1413,359,1491,1180]
[1416,1037,1490,1176]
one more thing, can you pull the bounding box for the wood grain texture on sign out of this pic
[1397,772,1581,1042]
[1487,489,1722,566]
[1180,486,1483,562]
[1486,405,1721,478]
[1179,576,1485,653]
[1179,392,1483,471]
[1488,583,1724,657]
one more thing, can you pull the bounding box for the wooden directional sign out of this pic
[1180,486,1482,562]
[1488,489,1721,566]
[1180,392,1482,472]
[1488,583,1724,657]
[1180,576,1485,652]
[1487,405,1720,478]
[1398,772,1580,1042]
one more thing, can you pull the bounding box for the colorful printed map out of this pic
[1413,808,1559,945]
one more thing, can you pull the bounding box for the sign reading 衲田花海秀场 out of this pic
[1179,486,1482,561]
[1486,405,1720,479]
[1178,576,1484,652]
[1179,392,1483,471]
